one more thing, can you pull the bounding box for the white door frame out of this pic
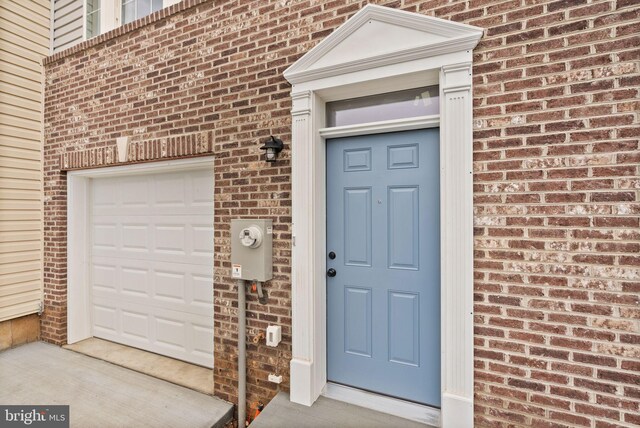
[283,5,482,427]
[66,157,215,345]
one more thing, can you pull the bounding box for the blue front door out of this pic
[326,129,441,407]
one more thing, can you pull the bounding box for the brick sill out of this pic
[43,0,209,66]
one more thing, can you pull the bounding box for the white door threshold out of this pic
[322,382,441,427]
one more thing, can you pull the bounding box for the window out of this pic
[326,86,440,127]
[86,0,100,39]
[122,0,164,25]
[85,0,180,40]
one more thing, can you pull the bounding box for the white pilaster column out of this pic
[440,63,475,428]
[289,90,317,406]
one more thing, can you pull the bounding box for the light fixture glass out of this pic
[260,136,284,163]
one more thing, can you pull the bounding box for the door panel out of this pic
[388,186,419,269]
[344,286,372,357]
[344,188,372,266]
[327,129,440,407]
[388,291,420,366]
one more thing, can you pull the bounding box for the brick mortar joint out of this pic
[43,0,211,67]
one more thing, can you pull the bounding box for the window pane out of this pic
[137,0,151,17]
[86,0,100,14]
[326,86,439,127]
[122,0,135,24]
[86,12,100,38]
[123,0,159,24]
[86,0,100,38]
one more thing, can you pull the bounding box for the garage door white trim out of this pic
[67,157,214,366]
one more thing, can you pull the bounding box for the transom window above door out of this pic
[86,0,181,39]
[326,86,440,127]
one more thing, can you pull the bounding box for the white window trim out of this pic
[318,115,440,139]
[67,157,214,344]
[283,5,482,427]
[84,0,181,40]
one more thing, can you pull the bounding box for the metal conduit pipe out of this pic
[237,279,246,427]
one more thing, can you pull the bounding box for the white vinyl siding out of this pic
[0,0,48,322]
[52,0,83,52]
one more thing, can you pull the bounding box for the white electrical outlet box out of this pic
[268,374,283,384]
[231,219,273,282]
[266,325,281,347]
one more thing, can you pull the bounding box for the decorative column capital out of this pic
[291,90,312,116]
[441,63,473,93]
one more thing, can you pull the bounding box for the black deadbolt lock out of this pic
[327,268,337,277]
[328,251,336,260]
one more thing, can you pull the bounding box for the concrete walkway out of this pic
[0,342,233,428]
[252,392,434,428]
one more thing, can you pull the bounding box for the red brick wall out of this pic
[43,0,639,426]
[469,1,639,426]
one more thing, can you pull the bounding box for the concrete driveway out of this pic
[0,342,232,428]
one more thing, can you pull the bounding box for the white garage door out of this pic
[89,168,214,367]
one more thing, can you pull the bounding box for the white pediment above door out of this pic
[310,20,447,69]
[284,4,483,85]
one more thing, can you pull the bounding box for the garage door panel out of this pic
[192,171,215,205]
[155,316,187,349]
[120,178,149,207]
[120,267,149,296]
[91,252,212,267]
[121,224,150,252]
[90,299,213,367]
[93,304,117,334]
[91,216,213,265]
[92,296,213,327]
[92,251,213,270]
[192,224,214,257]
[154,174,186,207]
[154,270,186,302]
[91,258,213,314]
[93,224,117,249]
[92,294,212,321]
[155,225,186,253]
[192,274,215,306]
[93,206,213,216]
[92,179,117,207]
[121,310,149,340]
[193,323,215,355]
[91,170,213,217]
[92,264,117,291]
[90,168,214,368]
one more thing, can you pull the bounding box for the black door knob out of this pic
[328,251,336,260]
[327,268,337,277]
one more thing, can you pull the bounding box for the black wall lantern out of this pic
[260,136,284,163]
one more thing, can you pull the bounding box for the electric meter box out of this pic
[231,219,273,282]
